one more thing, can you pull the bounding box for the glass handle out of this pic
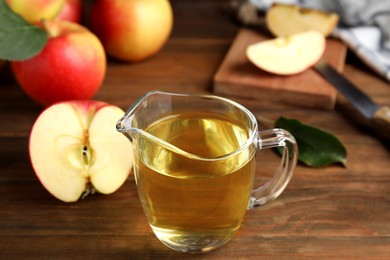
[248,129,298,209]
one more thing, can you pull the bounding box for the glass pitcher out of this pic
[116,91,298,253]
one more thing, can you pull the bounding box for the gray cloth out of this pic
[250,0,390,81]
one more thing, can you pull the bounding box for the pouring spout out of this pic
[116,114,138,142]
[116,90,175,132]
[116,115,128,133]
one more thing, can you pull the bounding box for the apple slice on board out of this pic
[29,101,133,202]
[266,3,339,37]
[246,30,326,75]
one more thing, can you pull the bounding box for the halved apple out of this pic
[29,100,133,202]
[246,30,326,75]
[266,3,339,37]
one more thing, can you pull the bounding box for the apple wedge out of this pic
[246,30,326,75]
[29,100,133,202]
[266,3,339,37]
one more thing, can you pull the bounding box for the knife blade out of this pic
[314,60,390,140]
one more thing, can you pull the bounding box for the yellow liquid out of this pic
[133,112,256,253]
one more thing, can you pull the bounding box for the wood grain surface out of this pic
[1,1,390,259]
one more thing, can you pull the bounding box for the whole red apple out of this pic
[90,0,173,62]
[11,20,106,106]
[29,100,133,202]
[5,0,65,24]
[56,0,83,23]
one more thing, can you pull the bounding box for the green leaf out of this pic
[275,116,347,167]
[0,0,47,61]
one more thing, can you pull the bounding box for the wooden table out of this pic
[1,1,389,258]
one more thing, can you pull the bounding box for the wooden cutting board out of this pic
[213,28,347,110]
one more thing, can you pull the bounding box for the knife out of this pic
[314,60,390,140]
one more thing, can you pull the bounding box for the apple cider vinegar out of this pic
[132,111,256,252]
[117,91,298,253]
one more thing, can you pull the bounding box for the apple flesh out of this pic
[5,0,65,24]
[266,3,339,37]
[29,100,134,202]
[246,30,326,75]
[11,20,106,106]
[56,0,83,23]
[90,0,173,62]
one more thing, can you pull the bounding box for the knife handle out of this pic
[371,105,390,140]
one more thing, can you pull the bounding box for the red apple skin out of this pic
[66,100,109,114]
[90,0,173,62]
[11,20,106,106]
[56,0,82,23]
[5,0,65,24]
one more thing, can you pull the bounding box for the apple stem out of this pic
[41,19,60,38]
[81,183,96,199]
